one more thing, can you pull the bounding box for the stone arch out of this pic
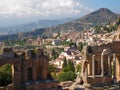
[0,59,22,90]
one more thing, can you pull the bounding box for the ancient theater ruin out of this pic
[0,48,58,90]
[81,40,120,86]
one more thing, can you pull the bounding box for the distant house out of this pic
[73,56,83,65]
[68,46,77,52]
[64,46,70,51]
[52,39,61,45]
[51,58,64,69]
[26,37,43,46]
[0,42,4,46]
[53,33,58,38]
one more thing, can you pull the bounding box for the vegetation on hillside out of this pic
[4,38,26,46]
[94,17,120,34]
[0,8,119,41]
[43,8,119,36]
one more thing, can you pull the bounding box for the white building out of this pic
[52,39,61,45]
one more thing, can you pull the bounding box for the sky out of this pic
[0,0,120,27]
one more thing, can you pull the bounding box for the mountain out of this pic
[0,8,119,41]
[43,8,119,36]
[0,18,74,34]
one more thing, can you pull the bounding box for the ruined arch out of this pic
[0,58,22,90]
[0,48,58,90]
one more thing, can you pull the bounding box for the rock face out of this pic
[0,47,58,90]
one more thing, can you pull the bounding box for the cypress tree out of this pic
[67,61,75,72]
[71,62,75,72]
[62,57,67,68]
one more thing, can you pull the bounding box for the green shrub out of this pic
[57,71,76,82]
[0,64,12,87]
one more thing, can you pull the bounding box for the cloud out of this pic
[0,0,92,18]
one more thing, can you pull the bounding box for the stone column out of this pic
[108,55,111,76]
[92,55,95,78]
[101,49,107,77]
[101,54,104,77]
[113,54,116,79]
[87,64,91,76]
[85,67,88,78]
[81,61,85,77]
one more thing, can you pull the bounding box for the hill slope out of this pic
[0,18,73,34]
[43,8,119,36]
[0,8,119,41]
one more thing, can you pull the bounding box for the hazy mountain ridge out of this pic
[43,8,119,36]
[0,8,119,41]
[0,18,74,34]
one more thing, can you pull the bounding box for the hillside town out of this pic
[0,16,120,90]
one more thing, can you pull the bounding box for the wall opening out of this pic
[27,67,33,81]
[95,60,100,75]
[0,64,12,87]
[116,56,120,79]
[37,65,42,80]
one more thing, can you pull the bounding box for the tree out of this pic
[48,64,56,73]
[62,57,67,68]
[67,61,75,72]
[69,42,75,47]
[58,59,76,82]
[62,60,75,72]
[76,63,82,73]
[94,26,101,33]
[62,66,70,72]
[51,49,59,60]
[0,64,12,86]
[57,71,76,82]
[71,61,75,72]
[78,42,83,51]
[116,17,120,26]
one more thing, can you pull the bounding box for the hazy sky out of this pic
[0,0,119,27]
